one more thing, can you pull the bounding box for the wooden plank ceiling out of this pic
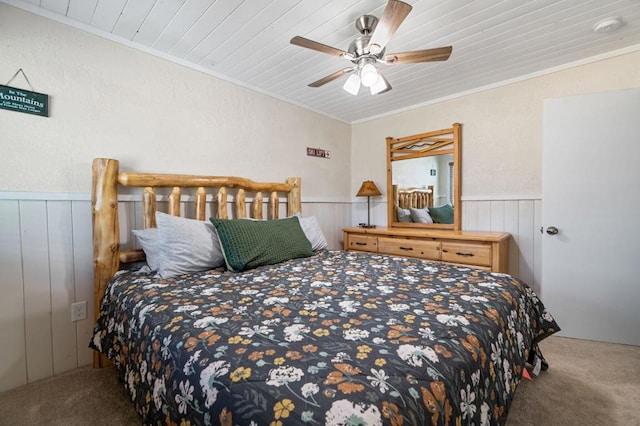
[6,0,640,123]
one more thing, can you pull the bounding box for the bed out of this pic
[90,158,560,425]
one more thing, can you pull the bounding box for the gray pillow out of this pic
[397,207,413,223]
[156,212,225,278]
[409,207,434,224]
[297,215,328,251]
[132,228,160,271]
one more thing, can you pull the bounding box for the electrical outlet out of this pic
[71,301,87,322]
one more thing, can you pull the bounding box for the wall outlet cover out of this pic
[71,301,87,322]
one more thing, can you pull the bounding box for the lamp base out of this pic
[359,224,377,229]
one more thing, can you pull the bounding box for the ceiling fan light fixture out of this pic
[343,74,361,95]
[369,43,382,55]
[370,72,391,95]
[290,0,452,94]
[360,63,379,87]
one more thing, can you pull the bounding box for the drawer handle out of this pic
[456,252,475,257]
[399,246,414,251]
[354,242,368,246]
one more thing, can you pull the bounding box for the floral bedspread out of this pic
[90,250,559,425]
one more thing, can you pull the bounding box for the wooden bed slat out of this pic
[142,188,157,228]
[269,192,279,219]
[168,187,181,216]
[120,249,145,263]
[217,188,228,219]
[253,192,263,220]
[286,177,301,217]
[236,189,246,219]
[195,187,206,221]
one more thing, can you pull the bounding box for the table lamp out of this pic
[356,180,382,228]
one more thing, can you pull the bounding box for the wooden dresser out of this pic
[343,227,510,273]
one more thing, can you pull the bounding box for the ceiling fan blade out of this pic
[367,0,412,54]
[308,68,354,87]
[384,46,452,64]
[290,36,349,58]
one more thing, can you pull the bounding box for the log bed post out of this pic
[286,177,301,216]
[91,158,120,368]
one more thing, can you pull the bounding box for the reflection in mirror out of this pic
[392,154,453,207]
[386,123,461,230]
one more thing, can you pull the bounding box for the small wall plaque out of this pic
[307,147,331,159]
[0,85,49,117]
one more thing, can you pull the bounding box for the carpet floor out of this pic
[0,336,638,425]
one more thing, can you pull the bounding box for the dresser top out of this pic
[342,226,510,242]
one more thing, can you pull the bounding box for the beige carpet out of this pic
[0,336,638,425]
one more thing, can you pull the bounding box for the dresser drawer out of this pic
[441,242,492,267]
[346,234,378,253]
[378,237,441,261]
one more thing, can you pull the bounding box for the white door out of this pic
[542,88,640,346]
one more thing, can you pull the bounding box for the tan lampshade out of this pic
[356,180,382,197]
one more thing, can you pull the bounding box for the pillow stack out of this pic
[134,212,225,278]
[132,212,328,277]
[401,204,454,224]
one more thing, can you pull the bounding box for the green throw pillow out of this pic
[429,204,454,224]
[210,216,313,272]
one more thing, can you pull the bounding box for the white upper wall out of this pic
[0,4,350,199]
[352,50,640,201]
[3,3,640,205]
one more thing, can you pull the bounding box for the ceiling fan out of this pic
[290,0,452,95]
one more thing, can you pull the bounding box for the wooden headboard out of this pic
[394,185,435,210]
[391,184,434,221]
[91,158,301,367]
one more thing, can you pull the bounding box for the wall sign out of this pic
[0,85,49,117]
[307,147,331,159]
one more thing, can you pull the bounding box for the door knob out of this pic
[546,226,559,235]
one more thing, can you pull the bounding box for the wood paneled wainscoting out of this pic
[461,198,542,295]
[0,192,350,392]
[1,192,538,393]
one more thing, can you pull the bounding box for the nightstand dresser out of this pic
[343,227,509,273]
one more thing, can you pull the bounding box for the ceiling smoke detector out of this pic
[593,17,622,34]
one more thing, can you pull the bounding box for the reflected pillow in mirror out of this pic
[397,207,413,223]
[429,204,454,224]
[409,207,434,224]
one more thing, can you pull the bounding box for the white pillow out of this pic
[397,207,413,223]
[131,228,160,271]
[296,215,328,251]
[156,212,225,278]
[409,207,434,224]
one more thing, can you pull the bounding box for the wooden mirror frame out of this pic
[386,123,461,231]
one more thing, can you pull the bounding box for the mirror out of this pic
[386,123,461,230]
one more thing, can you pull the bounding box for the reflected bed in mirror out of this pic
[386,123,461,230]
